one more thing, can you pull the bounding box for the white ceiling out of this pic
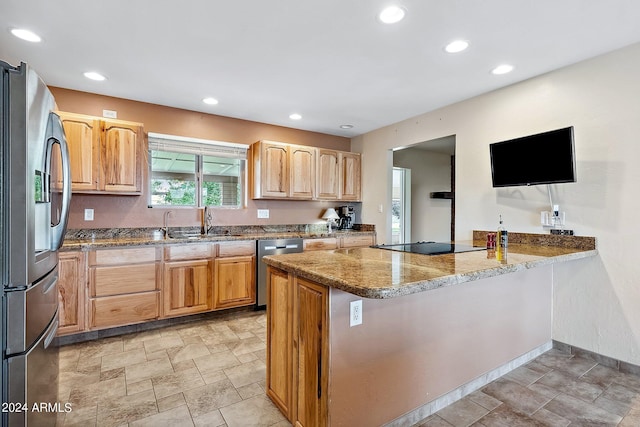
[3,1,640,138]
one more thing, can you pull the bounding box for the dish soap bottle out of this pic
[496,215,508,262]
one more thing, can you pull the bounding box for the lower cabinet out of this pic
[266,268,294,418]
[163,259,212,317]
[213,256,255,309]
[88,247,160,329]
[266,267,329,426]
[295,278,329,427]
[57,251,86,335]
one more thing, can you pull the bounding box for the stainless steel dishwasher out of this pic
[256,238,303,308]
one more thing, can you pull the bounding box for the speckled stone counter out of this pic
[262,233,597,299]
[61,224,376,251]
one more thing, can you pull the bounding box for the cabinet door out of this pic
[260,142,289,198]
[59,113,100,192]
[266,267,294,422]
[57,251,86,335]
[101,120,142,193]
[340,152,361,201]
[290,145,315,199]
[316,149,340,200]
[213,256,255,309]
[163,260,212,317]
[296,278,328,427]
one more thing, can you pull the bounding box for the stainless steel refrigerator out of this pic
[1,61,71,426]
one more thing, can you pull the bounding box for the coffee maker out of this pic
[336,205,355,230]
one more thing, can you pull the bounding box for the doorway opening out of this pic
[392,135,455,243]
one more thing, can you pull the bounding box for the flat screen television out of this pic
[490,126,576,187]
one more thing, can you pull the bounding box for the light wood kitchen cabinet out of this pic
[296,277,329,427]
[250,140,316,200]
[251,140,289,198]
[163,259,212,317]
[290,144,316,199]
[214,241,256,309]
[57,111,143,194]
[316,149,340,199]
[58,114,100,192]
[88,247,160,329]
[266,267,295,421]
[339,152,361,202]
[101,120,143,193]
[339,234,375,248]
[266,267,329,426]
[213,256,255,309]
[57,251,86,336]
[303,238,338,251]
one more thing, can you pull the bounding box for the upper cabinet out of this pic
[317,150,361,202]
[250,140,360,201]
[58,112,144,194]
[250,140,315,200]
[339,152,361,202]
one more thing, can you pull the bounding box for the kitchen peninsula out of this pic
[263,232,597,427]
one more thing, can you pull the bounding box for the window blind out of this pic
[148,132,248,159]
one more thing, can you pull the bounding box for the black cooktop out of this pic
[372,241,486,256]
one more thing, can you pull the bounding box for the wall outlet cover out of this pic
[257,209,269,219]
[102,109,117,119]
[350,300,363,327]
[84,208,94,221]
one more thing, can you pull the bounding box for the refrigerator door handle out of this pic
[47,112,72,250]
[44,320,59,349]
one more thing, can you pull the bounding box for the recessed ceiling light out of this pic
[11,28,42,43]
[83,71,106,81]
[378,5,406,24]
[340,124,354,130]
[202,97,219,105]
[289,113,302,120]
[492,64,514,75]
[444,40,469,53]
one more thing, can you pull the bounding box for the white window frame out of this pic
[148,132,248,208]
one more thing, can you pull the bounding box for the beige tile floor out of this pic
[58,309,640,427]
[57,310,287,427]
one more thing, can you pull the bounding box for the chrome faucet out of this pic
[162,210,174,238]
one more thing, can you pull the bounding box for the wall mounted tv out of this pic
[490,126,576,187]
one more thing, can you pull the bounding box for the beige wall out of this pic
[352,42,640,365]
[329,266,552,426]
[393,147,451,242]
[50,88,351,229]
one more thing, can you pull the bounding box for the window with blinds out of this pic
[148,132,248,208]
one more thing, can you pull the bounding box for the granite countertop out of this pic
[262,237,598,299]
[61,228,375,251]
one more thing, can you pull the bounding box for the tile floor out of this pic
[416,349,640,427]
[57,310,640,427]
[57,310,287,427]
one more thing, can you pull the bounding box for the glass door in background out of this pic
[392,167,411,244]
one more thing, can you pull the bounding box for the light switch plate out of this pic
[102,109,117,119]
[84,208,94,221]
[257,209,269,219]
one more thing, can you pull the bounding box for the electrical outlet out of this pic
[84,208,94,221]
[350,300,363,327]
[257,209,269,219]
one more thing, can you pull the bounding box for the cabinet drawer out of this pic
[90,292,158,329]
[217,241,256,257]
[164,243,213,261]
[90,247,157,266]
[303,238,338,251]
[91,263,158,297]
[340,235,375,248]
